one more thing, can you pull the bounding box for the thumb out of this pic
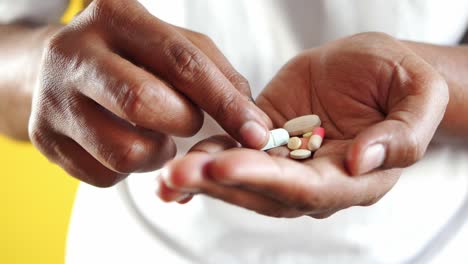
[346,120,425,176]
[346,58,448,175]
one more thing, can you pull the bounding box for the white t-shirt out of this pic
[3,1,468,263]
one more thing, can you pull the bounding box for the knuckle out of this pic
[213,92,239,123]
[194,32,213,44]
[105,139,149,173]
[167,40,207,82]
[228,72,251,95]
[404,128,423,166]
[115,81,149,121]
[44,33,69,65]
[90,0,128,29]
[29,123,51,152]
[90,0,118,19]
[91,0,110,12]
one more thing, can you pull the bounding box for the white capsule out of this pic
[261,128,290,151]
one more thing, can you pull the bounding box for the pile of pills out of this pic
[261,115,325,160]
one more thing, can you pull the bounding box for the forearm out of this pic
[404,41,468,138]
[0,24,60,140]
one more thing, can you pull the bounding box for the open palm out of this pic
[158,33,448,218]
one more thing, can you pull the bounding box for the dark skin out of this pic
[158,33,465,219]
[0,1,468,217]
[5,0,271,187]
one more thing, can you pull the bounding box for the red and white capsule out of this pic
[307,127,325,151]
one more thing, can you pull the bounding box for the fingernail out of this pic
[175,193,192,203]
[360,144,386,174]
[159,167,175,189]
[239,121,268,148]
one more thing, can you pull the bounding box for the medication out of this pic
[302,132,313,138]
[300,138,309,149]
[287,137,302,150]
[307,127,325,151]
[290,149,312,160]
[283,115,321,136]
[261,128,290,151]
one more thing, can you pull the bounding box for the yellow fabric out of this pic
[0,137,79,264]
[1,1,84,264]
[61,0,84,24]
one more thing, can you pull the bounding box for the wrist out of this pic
[0,24,61,141]
[402,40,468,139]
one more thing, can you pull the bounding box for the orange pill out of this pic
[300,137,309,149]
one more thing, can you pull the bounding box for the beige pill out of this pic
[290,149,312,160]
[302,132,313,138]
[308,135,323,151]
[283,115,321,136]
[287,137,302,150]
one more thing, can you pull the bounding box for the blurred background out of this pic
[0,2,82,263]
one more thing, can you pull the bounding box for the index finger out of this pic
[99,1,271,148]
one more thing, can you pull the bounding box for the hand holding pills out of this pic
[261,115,325,160]
[158,32,448,218]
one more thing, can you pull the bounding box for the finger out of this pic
[207,148,400,213]
[30,129,128,187]
[79,48,204,137]
[175,27,253,98]
[189,134,240,154]
[156,176,192,203]
[175,27,272,128]
[346,54,449,175]
[184,33,273,130]
[161,152,301,218]
[188,135,289,158]
[102,3,270,148]
[156,134,238,203]
[56,97,176,174]
[177,195,194,204]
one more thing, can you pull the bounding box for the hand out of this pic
[29,0,270,187]
[157,32,448,218]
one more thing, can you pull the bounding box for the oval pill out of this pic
[287,137,302,150]
[283,115,321,136]
[302,132,313,138]
[261,128,290,151]
[290,149,312,160]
